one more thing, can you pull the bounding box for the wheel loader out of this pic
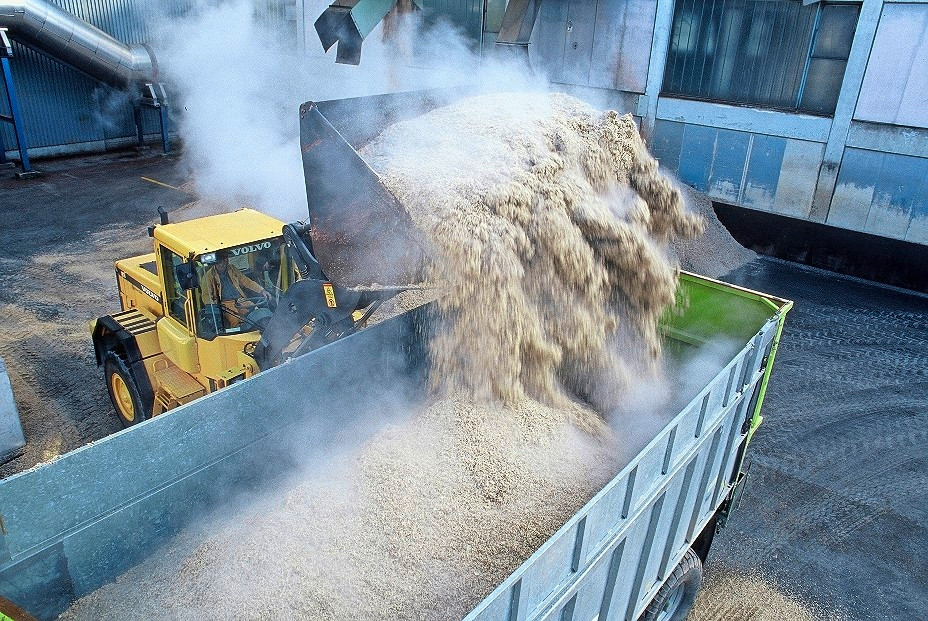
[90,91,436,426]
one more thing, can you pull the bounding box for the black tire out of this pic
[641,548,703,621]
[103,352,150,428]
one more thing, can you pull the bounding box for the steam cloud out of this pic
[150,0,539,221]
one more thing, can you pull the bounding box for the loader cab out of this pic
[149,209,291,372]
[192,240,291,339]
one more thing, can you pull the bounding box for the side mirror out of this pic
[176,263,199,291]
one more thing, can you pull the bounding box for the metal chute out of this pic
[314,0,420,65]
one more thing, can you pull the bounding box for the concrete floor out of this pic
[1,152,926,618]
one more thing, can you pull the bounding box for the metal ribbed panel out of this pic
[0,0,155,154]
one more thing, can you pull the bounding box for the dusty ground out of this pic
[702,258,928,620]
[0,151,192,477]
[1,152,926,619]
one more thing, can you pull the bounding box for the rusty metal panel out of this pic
[588,0,657,93]
[855,3,928,129]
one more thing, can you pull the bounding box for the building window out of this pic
[661,0,860,116]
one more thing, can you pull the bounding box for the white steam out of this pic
[150,0,541,221]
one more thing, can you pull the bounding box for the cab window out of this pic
[160,247,188,326]
[194,239,288,338]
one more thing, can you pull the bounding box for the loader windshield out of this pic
[194,238,290,338]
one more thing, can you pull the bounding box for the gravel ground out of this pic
[697,257,928,620]
[0,151,190,477]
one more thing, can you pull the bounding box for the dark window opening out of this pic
[661,0,860,116]
[159,247,188,327]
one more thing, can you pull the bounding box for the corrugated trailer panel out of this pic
[463,313,782,621]
[0,274,790,620]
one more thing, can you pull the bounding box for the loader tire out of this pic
[641,548,702,621]
[104,352,148,428]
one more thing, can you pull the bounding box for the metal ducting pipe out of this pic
[0,0,156,95]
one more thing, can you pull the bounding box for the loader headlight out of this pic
[201,252,217,265]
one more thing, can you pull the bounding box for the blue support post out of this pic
[159,104,170,154]
[0,121,8,167]
[0,29,39,178]
[134,82,170,154]
[1,56,30,173]
[133,103,144,146]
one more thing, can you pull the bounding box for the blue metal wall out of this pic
[0,0,301,160]
[0,0,163,159]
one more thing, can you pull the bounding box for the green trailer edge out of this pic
[663,271,793,527]
[665,270,793,441]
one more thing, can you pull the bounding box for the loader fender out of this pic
[91,310,158,416]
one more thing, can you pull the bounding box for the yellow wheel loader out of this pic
[90,207,393,426]
[91,94,432,426]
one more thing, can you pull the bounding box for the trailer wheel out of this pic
[642,549,702,621]
[104,352,147,428]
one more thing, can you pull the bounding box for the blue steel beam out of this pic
[1,55,31,173]
[809,0,883,221]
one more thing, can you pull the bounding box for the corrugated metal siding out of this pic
[0,0,165,156]
[530,0,656,93]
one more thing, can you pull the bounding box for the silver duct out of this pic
[0,0,157,94]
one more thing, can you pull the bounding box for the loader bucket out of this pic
[299,89,469,289]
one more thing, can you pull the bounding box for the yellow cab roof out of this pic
[153,208,286,257]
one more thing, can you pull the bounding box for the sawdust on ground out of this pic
[670,184,757,278]
[0,227,149,476]
[694,568,840,620]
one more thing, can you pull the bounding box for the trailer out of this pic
[0,267,790,620]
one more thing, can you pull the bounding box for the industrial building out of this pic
[0,1,926,620]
